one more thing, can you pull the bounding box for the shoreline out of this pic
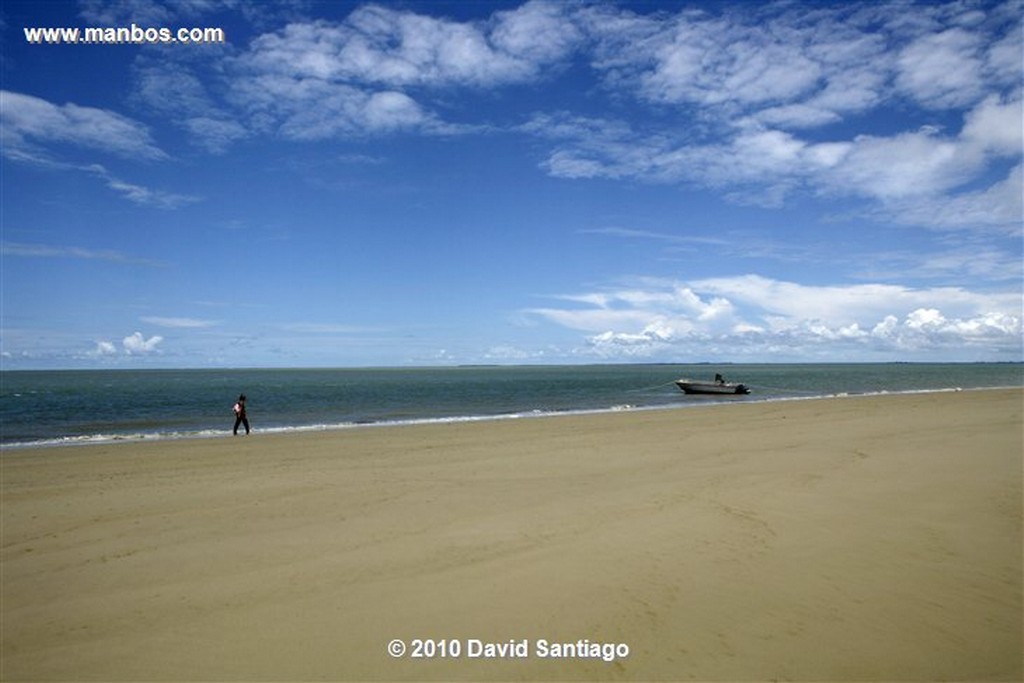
[2,384,1016,452]
[3,389,1021,681]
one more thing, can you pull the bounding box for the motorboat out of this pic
[675,377,750,395]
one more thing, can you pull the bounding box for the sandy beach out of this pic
[2,389,1021,682]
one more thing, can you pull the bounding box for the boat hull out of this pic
[675,380,750,395]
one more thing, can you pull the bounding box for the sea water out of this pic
[1,364,1021,448]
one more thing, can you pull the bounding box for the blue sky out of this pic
[1,0,1021,368]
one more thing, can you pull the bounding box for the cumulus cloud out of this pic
[122,332,164,354]
[86,332,164,359]
[89,340,118,357]
[527,275,1022,360]
[871,308,1022,353]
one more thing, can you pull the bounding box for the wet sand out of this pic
[2,389,1021,681]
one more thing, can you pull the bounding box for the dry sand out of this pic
[2,389,1021,682]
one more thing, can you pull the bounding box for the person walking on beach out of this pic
[233,394,250,435]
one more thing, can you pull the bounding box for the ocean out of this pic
[1,363,1021,448]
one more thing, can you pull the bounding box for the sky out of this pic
[1,0,1021,369]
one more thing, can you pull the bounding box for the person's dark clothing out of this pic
[233,396,250,435]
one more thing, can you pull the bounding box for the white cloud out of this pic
[871,308,1022,353]
[961,93,1024,156]
[230,71,440,140]
[585,1,1019,122]
[528,275,1022,361]
[860,236,1024,283]
[320,1,575,87]
[823,128,967,200]
[638,14,823,109]
[0,90,166,161]
[876,163,1023,232]
[985,24,1024,84]
[134,58,216,118]
[90,340,118,357]
[103,0,1020,228]
[896,28,985,108]
[225,0,584,141]
[76,163,198,209]
[526,87,1021,227]
[0,92,199,208]
[822,92,1022,205]
[84,332,164,359]
[1,241,162,265]
[132,58,247,153]
[183,116,250,153]
[483,344,550,362]
[588,2,880,119]
[122,331,163,354]
[361,91,428,131]
[691,274,1016,327]
[490,0,583,64]
[103,175,200,209]
[514,1,1021,226]
[821,94,1022,227]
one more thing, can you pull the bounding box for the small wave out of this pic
[0,429,229,451]
[1,404,641,450]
